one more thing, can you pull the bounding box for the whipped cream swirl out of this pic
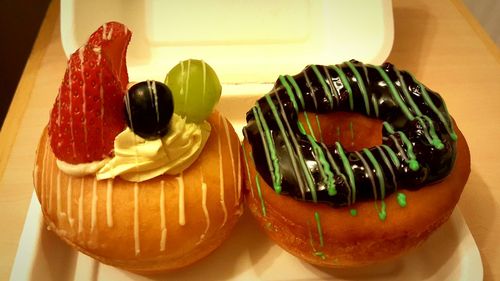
[57,113,211,182]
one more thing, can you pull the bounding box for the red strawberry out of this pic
[87,22,130,90]
[48,22,132,164]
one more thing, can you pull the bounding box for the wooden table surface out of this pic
[1,0,499,280]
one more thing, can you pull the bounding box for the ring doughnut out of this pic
[242,60,470,267]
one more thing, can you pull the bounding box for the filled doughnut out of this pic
[242,60,470,267]
[33,22,243,273]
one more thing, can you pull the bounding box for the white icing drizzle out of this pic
[389,135,409,161]
[222,118,237,204]
[103,23,113,40]
[106,179,113,227]
[160,180,167,252]
[236,140,242,203]
[56,170,63,220]
[68,61,76,158]
[178,60,185,115]
[48,156,54,214]
[274,90,309,199]
[78,178,84,234]
[95,46,104,147]
[184,60,190,109]
[177,173,186,226]
[41,136,49,205]
[303,70,319,110]
[134,182,140,255]
[124,88,134,130]
[107,26,113,40]
[90,178,98,232]
[201,60,207,101]
[117,24,127,80]
[78,47,88,147]
[147,80,160,123]
[124,84,143,182]
[197,171,210,245]
[323,65,340,104]
[57,89,62,127]
[354,151,377,197]
[102,23,107,39]
[376,147,397,188]
[218,116,228,228]
[67,177,74,227]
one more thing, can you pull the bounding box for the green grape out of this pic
[165,59,222,123]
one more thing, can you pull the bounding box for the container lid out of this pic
[61,0,393,85]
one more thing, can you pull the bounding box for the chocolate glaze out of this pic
[243,60,457,207]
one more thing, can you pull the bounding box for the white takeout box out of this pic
[10,0,483,280]
[60,0,394,85]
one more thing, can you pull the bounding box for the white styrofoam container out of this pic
[10,0,484,280]
[11,194,484,281]
[60,0,394,84]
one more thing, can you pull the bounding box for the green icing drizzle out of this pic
[254,106,282,193]
[336,142,356,204]
[383,122,419,171]
[345,61,370,115]
[315,114,324,143]
[254,175,267,216]
[285,75,317,141]
[286,75,305,107]
[376,146,397,188]
[307,220,326,260]
[381,144,401,167]
[378,201,387,221]
[416,116,444,149]
[373,65,415,121]
[278,75,299,111]
[397,131,420,171]
[329,65,354,110]
[350,209,358,216]
[314,251,327,260]
[422,115,445,149]
[297,121,307,135]
[311,65,334,109]
[415,116,436,145]
[371,95,379,117]
[314,212,324,247]
[407,72,457,141]
[363,148,386,199]
[397,192,407,207]
[307,135,336,196]
[322,143,352,205]
[265,95,317,201]
[383,121,395,134]
[394,68,423,116]
[303,112,317,140]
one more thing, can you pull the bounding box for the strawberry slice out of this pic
[48,22,132,164]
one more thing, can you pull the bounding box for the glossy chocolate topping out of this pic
[243,60,457,208]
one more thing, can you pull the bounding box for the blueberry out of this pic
[124,80,174,139]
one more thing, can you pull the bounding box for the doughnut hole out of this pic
[298,112,383,152]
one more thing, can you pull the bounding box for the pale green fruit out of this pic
[165,59,222,123]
